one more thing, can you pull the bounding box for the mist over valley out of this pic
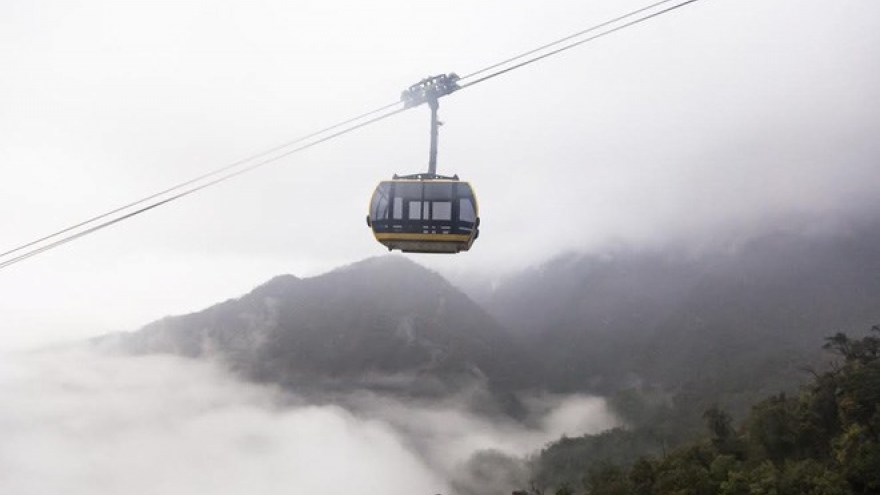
[3,0,880,493]
[4,214,880,494]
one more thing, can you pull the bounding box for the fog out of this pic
[2,0,880,350]
[2,2,878,491]
[0,348,616,495]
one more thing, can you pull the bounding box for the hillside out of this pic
[527,327,880,494]
[485,220,880,410]
[106,219,880,428]
[114,256,532,402]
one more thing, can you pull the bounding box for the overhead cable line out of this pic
[0,100,402,261]
[456,0,681,83]
[0,106,408,270]
[0,0,706,271]
[458,0,703,90]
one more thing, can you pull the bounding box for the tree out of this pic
[529,325,880,495]
[745,394,799,464]
[584,463,632,495]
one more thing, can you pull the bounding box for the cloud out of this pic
[3,0,880,350]
[0,349,443,495]
[342,390,617,495]
[0,348,617,495]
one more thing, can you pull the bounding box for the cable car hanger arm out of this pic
[399,73,461,177]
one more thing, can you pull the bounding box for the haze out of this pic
[1,0,878,350]
[1,3,879,492]
[0,348,615,495]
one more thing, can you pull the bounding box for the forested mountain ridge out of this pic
[98,219,880,492]
[107,219,880,411]
[98,216,880,424]
[526,327,880,495]
[485,220,880,406]
[113,256,533,400]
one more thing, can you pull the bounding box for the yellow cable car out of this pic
[367,74,479,253]
[367,174,479,253]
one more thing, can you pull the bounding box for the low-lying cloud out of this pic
[0,348,617,495]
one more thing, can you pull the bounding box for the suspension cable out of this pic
[0,106,408,271]
[457,0,681,83]
[458,0,703,90]
[0,0,707,271]
[0,100,401,261]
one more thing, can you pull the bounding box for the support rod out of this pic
[400,73,458,178]
[428,98,440,176]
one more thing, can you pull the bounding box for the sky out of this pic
[2,0,880,350]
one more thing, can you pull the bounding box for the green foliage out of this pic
[744,393,801,463]
[533,428,665,489]
[778,459,848,495]
[704,406,748,459]
[524,326,880,495]
[718,460,777,495]
[628,458,656,495]
[584,463,632,495]
[652,444,715,495]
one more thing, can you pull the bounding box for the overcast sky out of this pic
[2,0,879,350]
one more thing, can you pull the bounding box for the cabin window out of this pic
[460,198,476,223]
[432,201,452,221]
[424,182,453,201]
[392,197,404,220]
[408,201,423,220]
[396,182,421,200]
[371,183,391,220]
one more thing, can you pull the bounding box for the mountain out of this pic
[91,217,880,487]
[485,219,880,408]
[113,256,531,403]
[105,217,880,422]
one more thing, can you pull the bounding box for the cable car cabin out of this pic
[367,176,479,253]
